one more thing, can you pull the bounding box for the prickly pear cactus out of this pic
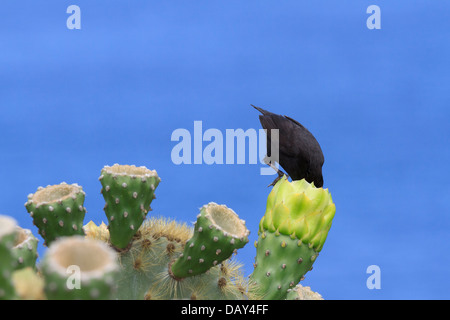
[250,176,336,299]
[86,217,258,300]
[41,236,119,300]
[2,164,334,300]
[170,202,250,279]
[24,183,86,246]
[0,215,18,300]
[99,164,160,250]
[11,227,39,271]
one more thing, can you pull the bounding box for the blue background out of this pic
[1,1,449,299]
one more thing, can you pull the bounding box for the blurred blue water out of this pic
[1,1,449,299]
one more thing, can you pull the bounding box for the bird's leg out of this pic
[268,170,286,187]
[264,156,289,187]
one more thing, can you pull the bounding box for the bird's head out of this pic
[315,175,324,188]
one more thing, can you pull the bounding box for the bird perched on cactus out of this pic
[252,105,324,187]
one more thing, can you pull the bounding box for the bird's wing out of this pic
[252,104,324,164]
[258,113,305,158]
[285,115,324,166]
[285,115,307,129]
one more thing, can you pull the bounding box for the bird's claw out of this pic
[268,171,289,187]
[267,179,279,187]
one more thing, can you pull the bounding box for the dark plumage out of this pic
[252,105,324,187]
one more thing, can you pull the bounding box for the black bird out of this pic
[252,105,324,188]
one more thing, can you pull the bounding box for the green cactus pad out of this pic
[170,203,250,279]
[0,215,18,299]
[251,177,335,299]
[24,183,87,246]
[41,236,119,300]
[99,164,161,249]
[251,231,317,299]
[11,227,39,271]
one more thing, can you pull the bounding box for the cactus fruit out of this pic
[99,164,161,250]
[286,284,324,300]
[0,215,18,299]
[24,183,87,246]
[12,267,45,300]
[170,203,250,279]
[83,221,109,242]
[250,176,335,299]
[41,236,119,300]
[11,227,39,270]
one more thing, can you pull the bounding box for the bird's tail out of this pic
[251,104,270,115]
